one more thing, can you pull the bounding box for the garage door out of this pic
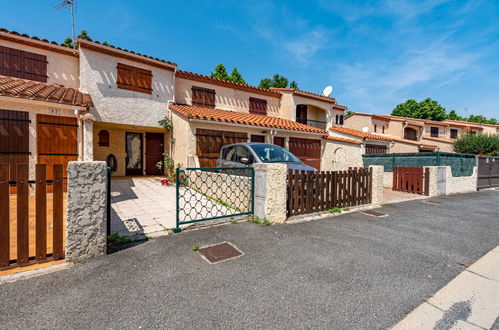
[0,109,30,180]
[196,129,248,167]
[37,114,78,180]
[289,137,321,170]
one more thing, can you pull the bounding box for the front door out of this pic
[125,132,143,175]
[145,133,164,175]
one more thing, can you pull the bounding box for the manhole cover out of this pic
[424,200,445,205]
[359,210,388,217]
[198,242,243,264]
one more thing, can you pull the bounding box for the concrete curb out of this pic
[0,262,73,285]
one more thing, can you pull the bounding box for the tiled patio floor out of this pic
[110,177,176,238]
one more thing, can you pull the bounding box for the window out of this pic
[224,146,254,164]
[430,127,439,137]
[470,130,477,135]
[382,126,385,134]
[296,105,307,123]
[339,115,344,125]
[374,125,377,133]
[251,135,265,143]
[98,130,110,146]
[249,144,301,163]
[0,45,48,82]
[116,63,152,94]
[192,86,216,108]
[249,97,268,115]
[450,128,458,139]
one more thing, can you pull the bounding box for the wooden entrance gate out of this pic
[0,110,30,180]
[393,167,430,195]
[0,163,65,271]
[37,114,78,181]
[195,129,248,167]
[477,157,499,190]
[287,168,372,216]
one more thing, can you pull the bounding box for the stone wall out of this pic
[370,166,384,205]
[254,163,287,223]
[66,161,108,263]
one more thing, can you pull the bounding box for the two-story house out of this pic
[344,112,499,153]
[77,38,177,177]
[169,70,363,170]
[0,29,92,181]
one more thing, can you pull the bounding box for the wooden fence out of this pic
[0,163,65,271]
[393,167,429,195]
[287,168,372,216]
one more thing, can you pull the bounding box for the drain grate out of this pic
[198,242,243,264]
[359,210,388,217]
[424,200,445,205]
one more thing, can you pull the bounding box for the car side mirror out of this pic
[240,157,250,165]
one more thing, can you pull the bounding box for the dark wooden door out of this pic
[196,129,248,167]
[125,132,143,175]
[0,110,30,180]
[145,133,164,175]
[289,137,321,170]
[273,136,285,147]
[37,114,78,180]
[251,135,265,143]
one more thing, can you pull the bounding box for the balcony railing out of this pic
[296,118,327,130]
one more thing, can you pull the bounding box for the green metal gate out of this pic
[174,167,254,232]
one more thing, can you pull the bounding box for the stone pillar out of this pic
[253,163,287,223]
[66,161,108,263]
[81,113,95,161]
[425,166,439,197]
[369,165,384,205]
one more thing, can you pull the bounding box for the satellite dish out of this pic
[322,85,333,97]
[362,127,369,133]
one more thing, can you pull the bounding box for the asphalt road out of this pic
[1,190,498,329]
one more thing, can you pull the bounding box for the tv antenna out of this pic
[54,0,76,52]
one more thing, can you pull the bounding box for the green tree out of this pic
[453,134,499,155]
[63,37,74,48]
[77,30,91,41]
[391,98,446,121]
[271,74,289,88]
[210,64,230,81]
[258,78,272,89]
[289,80,299,89]
[447,110,462,121]
[229,68,246,84]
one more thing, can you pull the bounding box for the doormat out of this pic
[359,210,388,217]
[198,242,243,264]
[424,200,445,205]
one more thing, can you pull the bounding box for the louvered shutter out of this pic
[117,63,135,91]
[135,67,153,94]
[249,97,267,115]
[192,86,205,106]
[204,88,216,108]
[22,50,48,82]
[0,45,22,78]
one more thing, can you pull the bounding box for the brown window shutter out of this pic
[249,97,267,115]
[205,88,216,108]
[192,86,205,106]
[0,45,22,78]
[134,67,153,94]
[117,63,135,91]
[22,50,48,82]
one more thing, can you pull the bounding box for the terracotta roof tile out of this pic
[329,126,393,141]
[323,135,362,145]
[0,75,92,107]
[390,136,437,148]
[176,71,282,97]
[170,104,327,134]
[421,136,454,144]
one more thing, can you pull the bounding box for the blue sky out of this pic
[1,0,498,118]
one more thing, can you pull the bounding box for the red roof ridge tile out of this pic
[0,27,76,54]
[170,103,327,134]
[323,135,362,145]
[0,75,92,107]
[329,126,393,141]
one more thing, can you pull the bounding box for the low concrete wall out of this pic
[190,170,252,211]
[254,163,287,223]
[425,166,477,196]
[66,161,108,263]
[370,166,384,205]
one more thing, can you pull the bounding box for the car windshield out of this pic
[249,144,302,164]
